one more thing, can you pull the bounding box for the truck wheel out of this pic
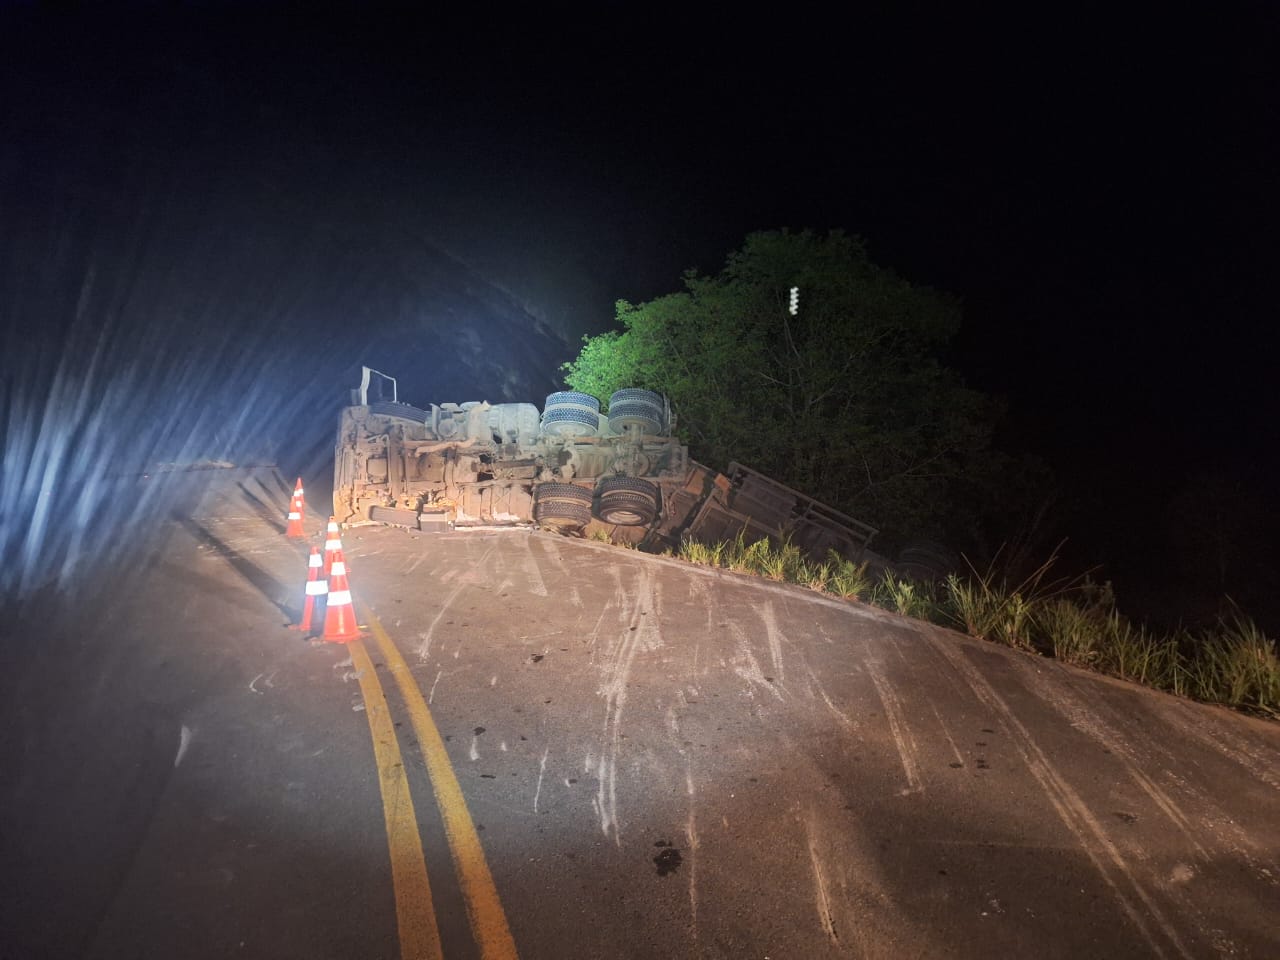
[544,391,600,412]
[534,483,594,530]
[596,477,659,526]
[541,392,601,437]
[607,388,665,435]
[540,406,600,437]
[608,388,663,408]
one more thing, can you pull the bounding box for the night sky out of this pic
[3,5,1278,626]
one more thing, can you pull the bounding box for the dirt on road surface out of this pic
[2,471,1278,959]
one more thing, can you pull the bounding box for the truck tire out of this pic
[540,406,600,436]
[596,476,660,526]
[541,392,601,437]
[534,483,594,530]
[607,398,663,436]
[544,391,600,412]
[608,388,663,409]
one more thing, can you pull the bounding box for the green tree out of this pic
[562,229,1003,542]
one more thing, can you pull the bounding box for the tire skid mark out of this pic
[583,599,613,666]
[595,565,663,844]
[666,705,701,939]
[685,576,719,676]
[726,620,784,701]
[920,627,1194,960]
[415,544,496,661]
[758,599,787,683]
[1156,698,1280,792]
[887,636,910,664]
[534,746,549,813]
[805,814,841,945]
[804,658,858,732]
[529,534,581,608]
[1013,659,1280,884]
[174,725,193,767]
[416,579,468,661]
[865,660,923,795]
[685,764,699,938]
[789,647,816,700]
[685,575,718,634]
[521,533,549,598]
[1010,660,1213,862]
[927,700,966,768]
[486,536,513,589]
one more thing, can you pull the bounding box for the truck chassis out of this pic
[333,369,877,560]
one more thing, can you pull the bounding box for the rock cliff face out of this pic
[284,228,576,485]
[323,220,572,406]
[2,170,574,597]
[2,22,585,596]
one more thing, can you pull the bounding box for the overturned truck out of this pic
[333,368,879,562]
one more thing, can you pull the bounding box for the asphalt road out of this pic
[2,469,1278,959]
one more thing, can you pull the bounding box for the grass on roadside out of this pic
[872,574,944,622]
[943,565,1047,653]
[679,535,872,601]
[1188,614,1280,716]
[1035,596,1102,666]
[670,533,1278,719]
[827,551,872,601]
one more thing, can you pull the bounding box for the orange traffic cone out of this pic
[322,547,361,643]
[285,478,306,538]
[291,546,327,633]
[322,516,343,575]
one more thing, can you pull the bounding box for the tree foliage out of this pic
[563,230,1006,543]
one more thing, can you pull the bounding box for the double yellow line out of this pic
[349,604,518,960]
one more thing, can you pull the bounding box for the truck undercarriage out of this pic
[333,368,878,561]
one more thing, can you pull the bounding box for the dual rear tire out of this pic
[607,388,665,435]
[533,483,593,530]
[541,391,600,437]
[534,476,661,530]
[595,476,660,526]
